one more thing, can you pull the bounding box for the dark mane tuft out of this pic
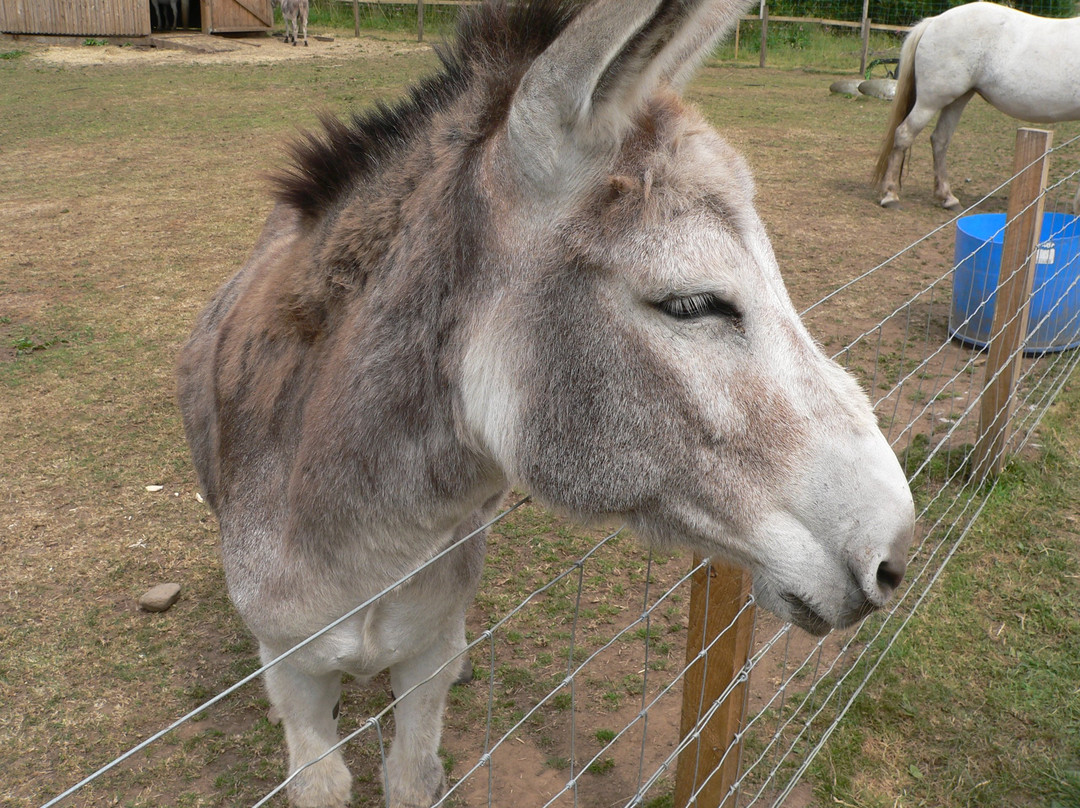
[271,0,580,218]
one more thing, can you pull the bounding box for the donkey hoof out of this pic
[454,658,474,686]
[287,756,351,808]
[387,752,446,808]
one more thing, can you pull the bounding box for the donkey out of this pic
[280,0,309,46]
[177,1,915,805]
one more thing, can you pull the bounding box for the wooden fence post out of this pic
[416,0,424,42]
[859,0,870,76]
[353,0,360,38]
[674,558,755,808]
[758,4,767,68]
[972,127,1053,480]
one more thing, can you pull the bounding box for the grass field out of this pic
[1,12,1078,808]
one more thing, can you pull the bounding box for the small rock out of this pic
[139,583,181,612]
[829,78,863,96]
[145,485,164,492]
[858,78,897,101]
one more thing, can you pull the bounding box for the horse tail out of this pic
[871,18,929,188]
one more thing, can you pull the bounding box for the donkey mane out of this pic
[272,0,579,219]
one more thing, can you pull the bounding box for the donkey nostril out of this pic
[876,558,905,595]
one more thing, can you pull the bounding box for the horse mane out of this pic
[271,0,580,218]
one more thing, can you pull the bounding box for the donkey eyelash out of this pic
[656,293,742,322]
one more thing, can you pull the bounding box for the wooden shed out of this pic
[0,0,272,38]
[202,0,272,35]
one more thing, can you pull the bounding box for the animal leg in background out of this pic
[929,92,975,211]
[161,0,178,29]
[280,0,308,45]
[149,0,173,30]
[283,8,296,44]
[879,101,939,208]
[295,0,309,46]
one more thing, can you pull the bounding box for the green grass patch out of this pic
[813,383,1080,806]
[304,0,462,37]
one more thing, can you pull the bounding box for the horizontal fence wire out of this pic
[39,134,1080,808]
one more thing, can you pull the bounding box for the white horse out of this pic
[177,1,915,806]
[874,2,1080,210]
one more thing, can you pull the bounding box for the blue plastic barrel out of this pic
[950,212,1080,353]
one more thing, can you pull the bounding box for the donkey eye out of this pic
[656,293,741,323]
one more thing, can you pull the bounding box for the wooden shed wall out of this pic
[0,0,150,36]
[203,0,271,33]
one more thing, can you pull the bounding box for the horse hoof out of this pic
[880,197,900,209]
[943,200,963,212]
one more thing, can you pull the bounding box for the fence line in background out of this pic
[344,1,1075,72]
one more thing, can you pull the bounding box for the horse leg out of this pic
[880,104,938,208]
[262,652,351,808]
[384,624,467,808]
[301,8,308,46]
[930,91,974,211]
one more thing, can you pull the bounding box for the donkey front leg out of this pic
[262,651,351,808]
[385,635,466,808]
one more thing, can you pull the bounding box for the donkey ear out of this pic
[506,0,754,191]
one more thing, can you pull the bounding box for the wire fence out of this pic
[332,0,1077,57]
[763,0,1076,28]
[738,0,1078,74]
[40,130,1080,808]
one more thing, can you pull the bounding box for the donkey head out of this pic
[460,0,914,634]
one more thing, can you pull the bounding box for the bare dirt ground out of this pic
[32,30,429,68]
